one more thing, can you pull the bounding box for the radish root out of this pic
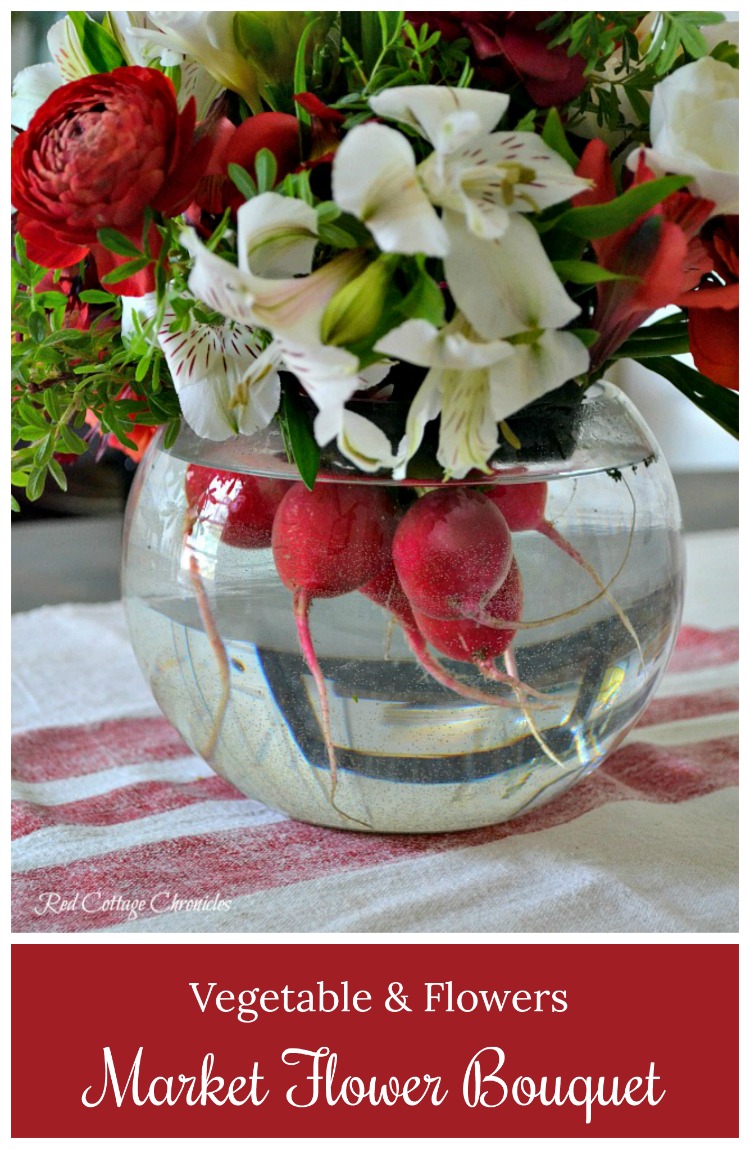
[503,648,566,769]
[188,553,231,762]
[293,589,371,828]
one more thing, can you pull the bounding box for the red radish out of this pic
[272,481,400,805]
[185,464,289,548]
[483,481,642,656]
[360,559,548,710]
[483,481,548,532]
[412,558,524,667]
[392,487,513,620]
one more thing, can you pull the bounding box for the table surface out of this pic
[11,529,738,935]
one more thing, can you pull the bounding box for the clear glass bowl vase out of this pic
[121,383,684,833]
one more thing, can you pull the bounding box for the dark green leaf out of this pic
[26,467,47,502]
[47,457,68,491]
[279,388,320,490]
[638,355,738,437]
[28,312,46,343]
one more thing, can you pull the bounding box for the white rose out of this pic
[638,56,739,216]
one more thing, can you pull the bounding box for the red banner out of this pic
[11,943,738,1138]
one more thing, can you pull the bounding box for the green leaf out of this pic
[78,290,117,305]
[28,312,46,343]
[97,229,143,257]
[68,12,126,73]
[552,260,637,285]
[100,256,151,286]
[553,175,691,238]
[541,108,579,169]
[47,457,68,492]
[26,467,47,502]
[637,356,738,438]
[227,162,257,201]
[279,389,320,490]
[254,148,278,194]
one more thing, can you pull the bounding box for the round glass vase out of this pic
[121,383,684,833]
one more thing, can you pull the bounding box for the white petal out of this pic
[443,212,581,340]
[488,331,590,425]
[47,17,90,83]
[377,317,514,370]
[182,228,367,346]
[337,411,399,473]
[160,320,280,440]
[11,64,60,131]
[437,367,498,479]
[237,193,319,279]
[394,369,444,479]
[370,86,509,149]
[332,123,448,256]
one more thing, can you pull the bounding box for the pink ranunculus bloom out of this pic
[11,67,212,296]
[405,11,587,107]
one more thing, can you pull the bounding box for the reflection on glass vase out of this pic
[121,383,684,833]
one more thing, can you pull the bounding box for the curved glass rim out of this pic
[162,381,660,486]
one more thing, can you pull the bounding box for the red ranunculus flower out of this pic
[11,67,211,296]
[405,12,587,107]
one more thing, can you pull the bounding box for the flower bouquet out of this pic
[11,12,740,831]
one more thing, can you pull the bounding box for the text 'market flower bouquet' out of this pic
[11,11,739,503]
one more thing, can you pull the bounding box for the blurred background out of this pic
[11,12,739,612]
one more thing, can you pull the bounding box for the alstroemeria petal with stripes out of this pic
[332,122,449,257]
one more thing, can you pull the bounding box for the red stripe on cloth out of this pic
[11,717,193,783]
[637,685,738,728]
[667,627,739,675]
[11,774,243,841]
[11,735,737,932]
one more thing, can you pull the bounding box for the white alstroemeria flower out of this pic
[128,11,263,111]
[635,56,739,216]
[181,224,368,349]
[370,86,510,153]
[160,323,282,440]
[371,84,590,241]
[120,293,281,441]
[11,18,88,130]
[376,316,589,480]
[332,123,448,257]
[443,211,582,341]
[108,12,222,118]
[237,193,319,279]
[280,343,397,472]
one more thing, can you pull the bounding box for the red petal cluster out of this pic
[573,140,716,370]
[191,112,301,218]
[676,216,739,391]
[11,67,211,295]
[405,11,586,106]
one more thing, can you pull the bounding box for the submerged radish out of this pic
[483,480,641,656]
[360,559,543,710]
[185,464,289,548]
[392,487,513,619]
[272,481,400,804]
[412,558,524,667]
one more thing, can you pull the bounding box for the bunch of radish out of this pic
[181,467,638,811]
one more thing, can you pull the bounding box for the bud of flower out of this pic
[320,256,397,347]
